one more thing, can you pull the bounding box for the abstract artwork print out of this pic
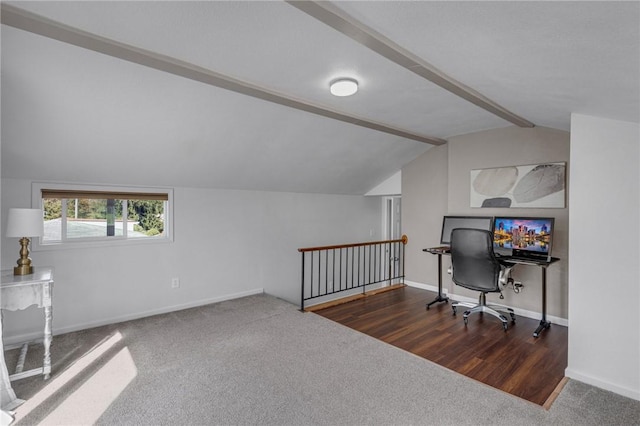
[470,163,566,208]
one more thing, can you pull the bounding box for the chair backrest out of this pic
[450,228,501,293]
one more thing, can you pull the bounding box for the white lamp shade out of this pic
[6,208,44,238]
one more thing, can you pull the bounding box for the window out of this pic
[32,183,173,248]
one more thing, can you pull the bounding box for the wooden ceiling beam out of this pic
[287,1,535,128]
[1,3,446,145]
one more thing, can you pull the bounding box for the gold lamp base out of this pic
[14,237,34,276]
[14,264,34,275]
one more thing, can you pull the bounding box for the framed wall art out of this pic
[470,162,566,208]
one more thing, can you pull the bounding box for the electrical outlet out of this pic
[171,277,180,288]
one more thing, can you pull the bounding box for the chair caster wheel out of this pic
[463,316,468,325]
[510,313,516,322]
[502,323,508,331]
[452,306,457,315]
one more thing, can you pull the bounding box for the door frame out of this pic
[382,196,402,286]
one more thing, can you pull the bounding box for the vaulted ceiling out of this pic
[2,1,638,195]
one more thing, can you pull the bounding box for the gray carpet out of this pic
[5,294,640,425]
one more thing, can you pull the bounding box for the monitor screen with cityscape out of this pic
[493,217,555,259]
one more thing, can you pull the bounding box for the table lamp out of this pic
[6,208,44,275]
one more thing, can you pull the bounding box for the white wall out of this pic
[402,126,570,320]
[1,178,382,344]
[366,171,402,196]
[402,144,448,286]
[566,114,640,400]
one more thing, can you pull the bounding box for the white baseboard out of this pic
[406,280,440,294]
[405,280,568,327]
[3,288,264,347]
[565,368,640,401]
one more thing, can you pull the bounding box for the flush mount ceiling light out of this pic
[330,78,358,97]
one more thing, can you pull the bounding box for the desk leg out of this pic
[533,266,551,338]
[426,253,449,309]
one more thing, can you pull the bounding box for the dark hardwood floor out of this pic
[313,286,567,406]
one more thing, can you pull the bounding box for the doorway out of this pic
[383,196,402,286]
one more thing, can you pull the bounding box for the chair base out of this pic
[452,293,515,331]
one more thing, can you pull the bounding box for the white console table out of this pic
[1,268,54,381]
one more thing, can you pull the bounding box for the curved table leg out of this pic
[43,305,52,380]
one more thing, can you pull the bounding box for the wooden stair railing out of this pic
[298,235,408,311]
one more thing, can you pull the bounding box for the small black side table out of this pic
[423,247,450,309]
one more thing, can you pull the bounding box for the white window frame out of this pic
[31,182,174,251]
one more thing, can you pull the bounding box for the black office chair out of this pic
[449,228,516,331]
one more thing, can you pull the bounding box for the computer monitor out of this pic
[440,216,494,245]
[493,216,555,261]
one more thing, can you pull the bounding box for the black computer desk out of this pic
[423,246,560,338]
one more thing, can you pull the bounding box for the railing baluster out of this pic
[374,244,378,284]
[348,247,355,289]
[357,246,360,289]
[387,242,391,284]
[377,243,380,282]
[393,243,400,282]
[393,241,397,281]
[309,252,312,297]
[324,250,327,295]
[338,248,341,292]
[316,251,320,298]
[300,252,305,310]
[367,245,371,291]
[401,241,405,282]
[331,249,335,293]
[392,241,396,282]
